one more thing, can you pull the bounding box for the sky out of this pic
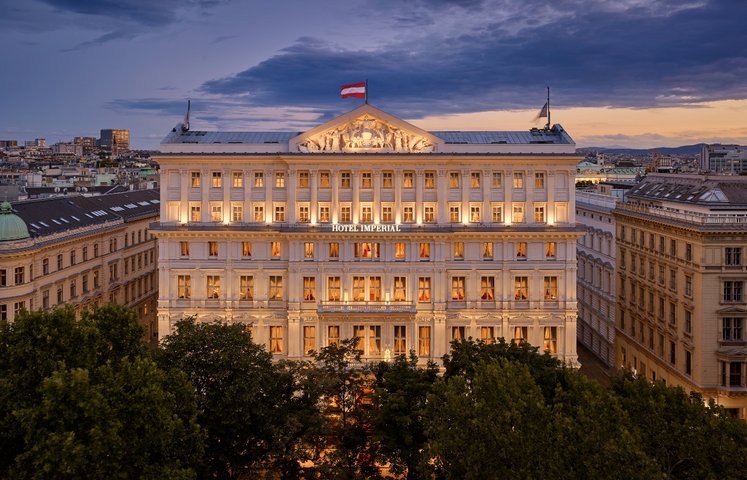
[0,0,745,150]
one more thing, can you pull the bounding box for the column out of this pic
[415,170,424,224]
[352,170,360,223]
[394,169,402,223]
[547,170,555,224]
[461,168,469,223]
[310,170,318,224]
[180,169,189,223]
[373,170,381,223]
[331,170,339,223]
[526,168,535,224]
[504,168,513,225]
[201,168,209,223]
[437,169,447,224]
[287,169,296,224]
[264,169,273,223]
[223,168,230,224]
[482,169,490,224]
[244,168,252,222]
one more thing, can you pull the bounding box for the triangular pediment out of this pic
[290,104,443,153]
[716,306,747,315]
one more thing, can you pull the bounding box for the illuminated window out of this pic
[177,275,191,299]
[482,242,493,259]
[232,171,243,188]
[239,276,254,301]
[340,206,351,223]
[492,172,502,187]
[319,171,330,188]
[340,172,351,189]
[208,241,219,257]
[275,172,285,188]
[190,205,201,222]
[319,206,330,223]
[514,276,528,301]
[382,206,393,223]
[270,326,283,353]
[361,171,372,188]
[303,277,316,302]
[512,204,525,223]
[395,242,406,260]
[361,206,372,223]
[513,326,528,345]
[274,205,285,222]
[269,275,283,301]
[241,241,252,257]
[232,204,243,222]
[191,171,200,188]
[329,242,339,259]
[451,277,465,301]
[180,241,190,257]
[254,205,264,222]
[449,172,460,188]
[298,171,309,188]
[418,326,431,356]
[471,172,481,189]
[544,276,558,300]
[492,206,503,223]
[449,206,460,223]
[328,325,340,346]
[271,241,281,258]
[424,171,435,189]
[369,276,382,301]
[298,206,310,223]
[211,171,222,188]
[370,325,382,355]
[516,242,527,259]
[355,242,380,259]
[418,277,431,302]
[403,206,414,223]
[403,172,414,188]
[206,275,221,299]
[327,277,341,301]
[481,276,494,300]
[303,326,315,355]
[452,326,465,341]
[254,172,264,187]
[393,277,407,302]
[304,242,314,259]
[424,206,435,223]
[210,203,222,222]
[352,276,365,301]
[535,172,545,189]
[454,242,464,259]
[419,243,430,260]
[513,172,524,189]
[481,326,495,343]
[545,242,556,259]
[394,325,407,355]
[470,206,481,223]
[382,171,393,188]
[543,327,557,353]
[534,206,545,223]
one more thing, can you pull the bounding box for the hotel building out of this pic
[153,105,584,364]
[0,190,160,341]
[614,174,747,418]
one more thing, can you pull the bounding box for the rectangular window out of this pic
[726,247,742,266]
[298,206,310,222]
[275,172,285,188]
[729,362,742,386]
[452,326,466,341]
[303,242,314,259]
[340,172,351,189]
[303,277,316,302]
[70,250,76,266]
[403,172,414,188]
[513,172,524,189]
[319,206,330,223]
[670,239,677,257]
[190,205,201,222]
[328,276,341,301]
[269,276,283,301]
[319,172,330,188]
[492,205,503,223]
[42,259,49,275]
[723,318,744,341]
[180,241,190,257]
[232,204,243,222]
[724,281,744,302]
[211,171,222,188]
[424,171,435,189]
[403,206,414,223]
[470,206,481,223]
[514,276,529,301]
[340,206,351,223]
[418,326,431,356]
[424,206,435,223]
[14,267,24,285]
[543,326,557,353]
[482,242,493,259]
[298,171,309,188]
[534,206,545,223]
[418,277,431,302]
[481,276,495,301]
[303,326,315,355]
[361,172,372,188]
[211,203,222,222]
[352,276,365,301]
[545,242,556,259]
[208,241,219,257]
[685,275,692,297]
[382,206,393,223]
[232,172,243,188]
[454,242,464,259]
[516,242,527,259]
[685,350,692,376]
[669,341,676,365]
[274,205,285,222]
[451,277,466,301]
[329,242,339,259]
[685,243,692,261]
[361,206,372,223]
[393,277,407,302]
[685,310,692,334]
[57,254,63,270]
[512,204,525,223]
[328,325,340,346]
[254,172,264,187]
[254,205,264,222]
[239,276,254,301]
[449,172,460,188]
[270,326,283,353]
[544,276,558,300]
[369,276,381,301]
[354,242,380,259]
[419,242,430,260]
[394,326,407,355]
[382,171,393,188]
[513,326,528,346]
[449,206,460,223]
[191,171,200,188]
[206,275,221,299]
[395,242,406,260]
[535,172,545,189]
[481,326,495,344]
[471,172,481,189]
[271,241,281,258]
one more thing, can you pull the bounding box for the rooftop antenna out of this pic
[180,100,191,133]
[545,86,551,131]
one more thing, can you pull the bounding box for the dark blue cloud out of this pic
[194,0,747,118]
[37,0,230,26]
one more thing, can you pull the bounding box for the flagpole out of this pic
[365,79,369,105]
[546,86,551,130]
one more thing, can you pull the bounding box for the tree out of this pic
[370,352,438,480]
[157,318,295,479]
[12,358,203,479]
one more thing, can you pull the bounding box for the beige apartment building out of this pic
[614,174,747,418]
[153,104,585,365]
[0,190,159,341]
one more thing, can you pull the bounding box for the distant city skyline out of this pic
[1,0,745,149]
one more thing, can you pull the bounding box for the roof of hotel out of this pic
[9,189,159,239]
[626,174,747,207]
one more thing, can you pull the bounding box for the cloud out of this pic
[61,29,137,52]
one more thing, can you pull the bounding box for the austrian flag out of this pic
[340,82,366,99]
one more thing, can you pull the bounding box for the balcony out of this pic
[317,301,415,314]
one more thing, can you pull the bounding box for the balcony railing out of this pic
[317,301,415,313]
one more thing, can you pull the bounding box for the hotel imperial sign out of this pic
[153,103,583,365]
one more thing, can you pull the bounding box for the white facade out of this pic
[154,105,584,364]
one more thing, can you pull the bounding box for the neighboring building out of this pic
[0,140,18,149]
[576,190,617,367]
[74,136,98,155]
[99,129,130,156]
[153,104,584,365]
[51,143,83,157]
[24,138,45,148]
[0,190,160,342]
[700,144,747,174]
[614,174,747,418]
